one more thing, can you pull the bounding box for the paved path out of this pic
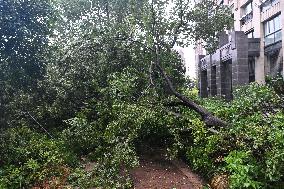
[130,148,203,189]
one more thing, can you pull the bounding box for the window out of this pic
[264,14,282,46]
[248,58,255,82]
[274,16,281,30]
[243,2,252,16]
[241,2,253,26]
[268,50,283,77]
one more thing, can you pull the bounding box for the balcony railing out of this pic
[200,56,210,71]
[261,0,280,12]
[241,19,253,33]
[240,11,253,27]
[220,43,232,62]
[261,0,280,22]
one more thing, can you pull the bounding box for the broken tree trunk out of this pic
[154,52,228,128]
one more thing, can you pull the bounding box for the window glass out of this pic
[265,34,274,46]
[269,19,274,33]
[244,2,252,15]
[264,15,282,46]
[264,22,270,36]
[274,15,281,31]
[272,0,280,5]
[262,4,270,12]
[275,30,282,42]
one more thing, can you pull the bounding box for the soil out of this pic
[130,147,204,189]
[32,147,204,189]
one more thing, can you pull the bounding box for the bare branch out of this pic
[24,111,53,138]
[149,61,155,86]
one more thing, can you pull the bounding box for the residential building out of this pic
[196,0,283,99]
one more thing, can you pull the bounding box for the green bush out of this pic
[61,116,104,156]
[0,127,76,188]
[3,80,283,189]
[58,82,284,188]
[224,151,262,188]
[68,100,171,188]
[183,83,284,188]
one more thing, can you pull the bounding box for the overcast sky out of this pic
[175,46,196,78]
[183,46,196,78]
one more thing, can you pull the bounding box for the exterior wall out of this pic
[254,1,266,83]
[232,0,241,31]
[197,55,205,96]
[200,70,208,97]
[195,41,205,78]
[198,31,255,99]
[231,31,249,87]
[213,50,221,97]
[196,0,284,89]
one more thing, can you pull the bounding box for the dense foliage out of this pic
[187,83,284,188]
[0,0,53,127]
[1,0,283,188]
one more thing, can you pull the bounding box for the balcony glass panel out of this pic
[264,15,282,46]
[264,22,270,35]
[265,31,282,46]
[269,20,274,34]
[265,34,275,46]
[275,30,282,42]
[274,16,281,31]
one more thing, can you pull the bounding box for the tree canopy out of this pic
[44,0,233,127]
[0,0,53,127]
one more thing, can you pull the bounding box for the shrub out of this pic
[0,127,76,188]
[183,83,284,188]
[61,116,104,156]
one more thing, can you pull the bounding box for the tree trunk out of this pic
[154,53,228,128]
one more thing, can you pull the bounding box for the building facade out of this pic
[196,0,284,99]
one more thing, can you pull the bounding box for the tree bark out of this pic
[154,52,228,128]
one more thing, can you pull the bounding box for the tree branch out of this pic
[153,42,227,127]
[24,111,53,138]
[156,62,227,127]
[149,61,155,86]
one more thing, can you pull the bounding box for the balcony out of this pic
[200,38,260,67]
[241,19,253,33]
[200,55,211,71]
[264,30,282,46]
[261,0,281,22]
[239,0,251,7]
[220,43,232,62]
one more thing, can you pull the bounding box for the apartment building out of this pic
[196,0,283,99]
